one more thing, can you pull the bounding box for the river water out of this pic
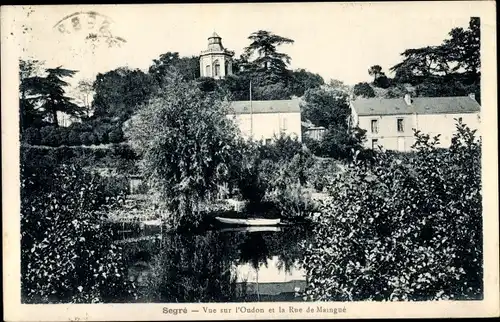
[116,225,312,302]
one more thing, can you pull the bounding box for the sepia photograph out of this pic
[2,2,498,321]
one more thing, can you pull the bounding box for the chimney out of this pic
[404,93,412,106]
[469,93,476,101]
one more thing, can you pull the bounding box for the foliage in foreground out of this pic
[302,122,482,301]
[21,164,135,303]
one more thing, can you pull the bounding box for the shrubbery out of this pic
[235,134,317,219]
[21,164,135,303]
[21,118,126,147]
[20,144,139,178]
[301,122,482,301]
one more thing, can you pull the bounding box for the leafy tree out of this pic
[369,65,391,89]
[289,69,325,97]
[328,79,352,95]
[389,17,480,98]
[149,52,200,86]
[74,79,95,117]
[20,62,81,127]
[19,59,46,130]
[443,17,480,81]
[316,126,367,160]
[368,65,383,80]
[40,67,83,126]
[92,67,154,119]
[125,72,241,229]
[243,30,294,75]
[301,87,351,128]
[353,82,376,98]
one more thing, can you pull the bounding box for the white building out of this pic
[350,94,481,151]
[227,99,302,143]
[199,32,234,79]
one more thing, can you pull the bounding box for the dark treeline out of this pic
[353,17,480,102]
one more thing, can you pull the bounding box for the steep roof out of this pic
[209,31,220,38]
[351,96,480,116]
[228,99,301,115]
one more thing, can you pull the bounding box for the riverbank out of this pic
[106,191,325,233]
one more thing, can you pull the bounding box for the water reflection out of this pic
[120,225,311,302]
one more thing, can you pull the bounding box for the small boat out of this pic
[140,219,162,227]
[219,226,282,233]
[215,217,281,226]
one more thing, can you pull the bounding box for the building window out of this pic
[205,65,210,76]
[282,118,287,131]
[214,62,220,77]
[371,139,378,149]
[397,118,404,132]
[371,119,378,133]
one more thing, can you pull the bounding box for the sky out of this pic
[11,3,477,89]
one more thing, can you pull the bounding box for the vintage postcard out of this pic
[2,2,499,321]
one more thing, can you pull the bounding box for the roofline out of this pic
[230,99,300,103]
[200,50,234,57]
[351,95,478,101]
[227,111,300,115]
[357,110,480,117]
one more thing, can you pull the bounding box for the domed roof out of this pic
[209,31,221,39]
[200,32,234,57]
[207,31,224,51]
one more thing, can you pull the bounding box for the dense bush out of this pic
[21,164,135,303]
[301,122,482,301]
[21,118,126,147]
[234,135,317,219]
[305,127,368,161]
[22,127,41,145]
[39,126,60,147]
[20,144,139,177]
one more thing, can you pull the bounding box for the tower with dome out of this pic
[199,32,234,79]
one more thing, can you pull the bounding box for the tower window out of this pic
[205,65,210,77]
[214,63,220,76]
[372,139,379,149]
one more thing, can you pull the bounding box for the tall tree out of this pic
[353,82,376,98]
[368,65,391,88]
[19,59,45,129]
[149,52,200,86]
[443,17,480,82]
[243,30,294,75]
[74,79,95,118]
[289,69,325,97]
[389,17,480,98]
[125,72,241,229]
[43,67,83,126]
[92,67,154,119]
[21,64,82,127]
[368,65,383,80]
[301,87,351,129]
